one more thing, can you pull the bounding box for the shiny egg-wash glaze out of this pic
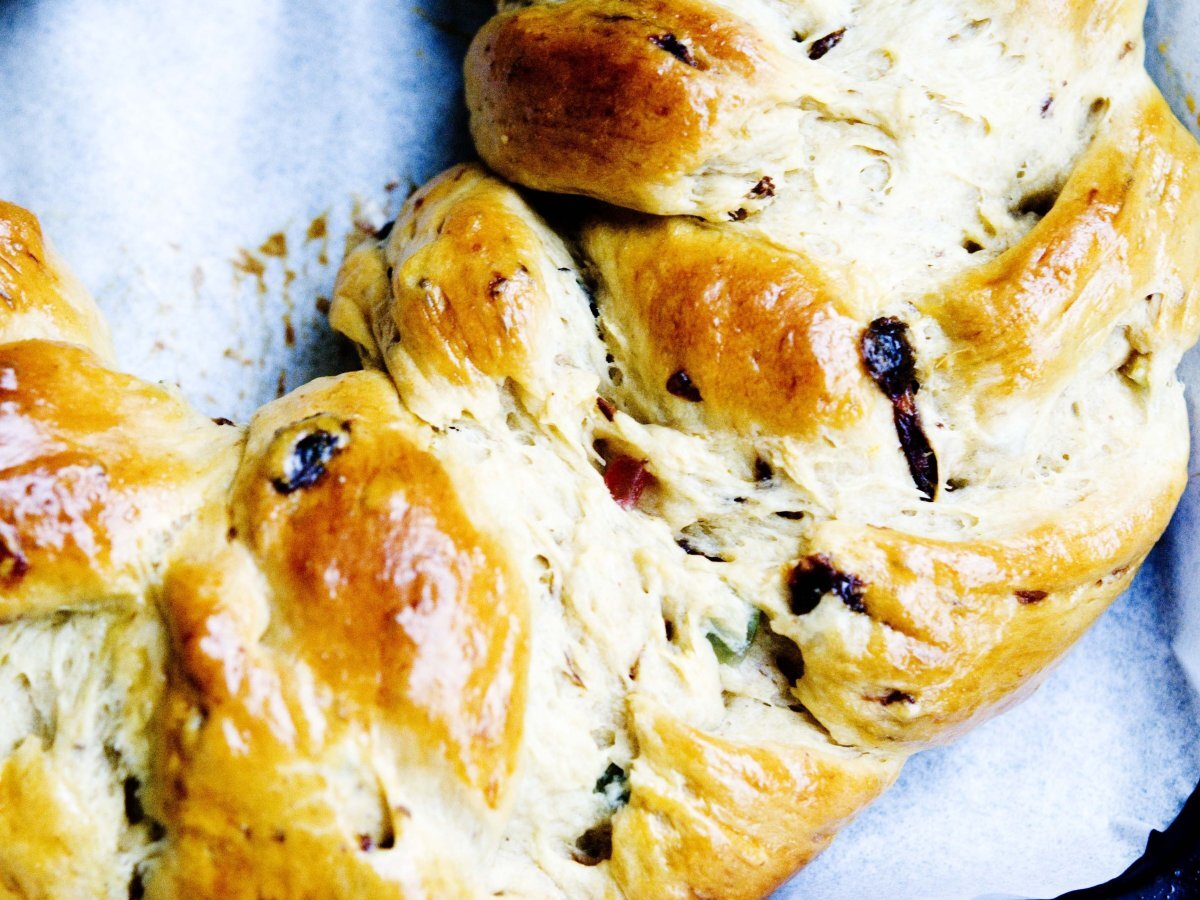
[3,0,1200,898]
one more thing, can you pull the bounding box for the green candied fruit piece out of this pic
[594,762,631,807]
[705,608,762,664]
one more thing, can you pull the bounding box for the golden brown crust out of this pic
[232,373,527,802]
[0,201,113,359]
[464,0,1157,226]
[147,371,528,898]
[149,547,428,899]
[923,88,1200,411]
[0,340,239,620]
[466,0,795,216]
[385,166,551,386]
[611,697,900,899]
[330,163,593,427]
[334,165,553,389]
[788,433,1187,748]
[585,216,872,439]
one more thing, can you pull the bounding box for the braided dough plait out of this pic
[2,0,1200,897]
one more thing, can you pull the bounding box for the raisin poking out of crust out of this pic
[573,822,614,865]
[666,369,703,402]
[788,555,866,615]
[861,318,939,500]
[1016,589,1049,605]
[749,176,775,198]
[271,425,350,494]
[808,29,846,61]
[0,535,30,583]
[648,33,698,68]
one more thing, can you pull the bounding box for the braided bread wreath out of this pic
[3,0,1200,896]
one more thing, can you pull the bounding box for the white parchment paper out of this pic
[0,2,1197,897]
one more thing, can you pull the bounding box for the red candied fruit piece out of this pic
[604,455,650,510]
